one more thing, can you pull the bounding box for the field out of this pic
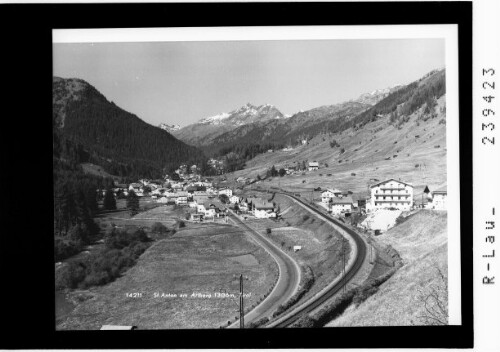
[226,95,447,200]
[327,210,448,326]
[238,192,351,309]
[94,201,188,235]
[56,223,278,330]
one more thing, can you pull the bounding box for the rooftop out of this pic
[370,178,413,189]
[330,196,354,205]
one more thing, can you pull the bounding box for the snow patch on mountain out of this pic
[199,112,231,124]
[158,123,181,132]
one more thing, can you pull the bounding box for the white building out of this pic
[330,197,353,214]
[253,201,275,218]
[218,188,233,197]
[321,190,334,203]
[321,188,343,203]
[128,183,142,192]
[175,196,188,205]
[197,203,207,214]
[308,161,319,171]
[370,178,413,211]
[431,186,447,210]
[229,195,240,204]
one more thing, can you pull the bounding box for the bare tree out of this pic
[415,266,448,325]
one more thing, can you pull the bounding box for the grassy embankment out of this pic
[326,210,448,326]
[57,216,278,330]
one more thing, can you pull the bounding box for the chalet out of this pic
[218,188,233,197]
[202,201,227,217]
[330,196,353,215]
[308,161,319,171]
[321,188,343,203]
[370,178,414,211]
[239,202,249,212]
[175,195,188,205]
[431,186,447,210]
[129,183,142,192]
[253,200,275,218]
[197,203,207,214]
[321,190,334,203]
[229,195,240,204]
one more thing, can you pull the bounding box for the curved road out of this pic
[227,210,302,328]
[264,191,367,328]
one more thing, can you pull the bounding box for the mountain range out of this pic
[52,68,445,179]
[172,84,404,152]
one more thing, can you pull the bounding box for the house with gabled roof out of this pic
[321,188,343,203]
[369,178,413,211]
[431,186,447,210]
[330,196,353,214]
[308,161,319,171]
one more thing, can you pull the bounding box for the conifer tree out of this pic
[126,189,140,216]
[103,189,117,210]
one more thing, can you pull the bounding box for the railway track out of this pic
[268,191,367,328]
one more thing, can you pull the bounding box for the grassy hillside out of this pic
[229,93,446,199]
[327,210,448,326]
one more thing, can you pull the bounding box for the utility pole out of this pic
[239,274,245,329]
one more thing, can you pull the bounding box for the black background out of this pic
[0,1,472,349]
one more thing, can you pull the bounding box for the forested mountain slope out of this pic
[53,77,204,179]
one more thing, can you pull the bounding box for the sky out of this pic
[53,39,444,127]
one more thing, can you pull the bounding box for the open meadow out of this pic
[56,223,278,330]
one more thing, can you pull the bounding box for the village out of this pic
[104,158,448,236]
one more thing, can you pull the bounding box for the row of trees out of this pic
[53,166,114,261]
[55,227,152,289]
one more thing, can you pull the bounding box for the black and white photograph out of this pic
[4,0,493,349]
[52,25,462,331]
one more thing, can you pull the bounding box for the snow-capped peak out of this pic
[199,112,230,124]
